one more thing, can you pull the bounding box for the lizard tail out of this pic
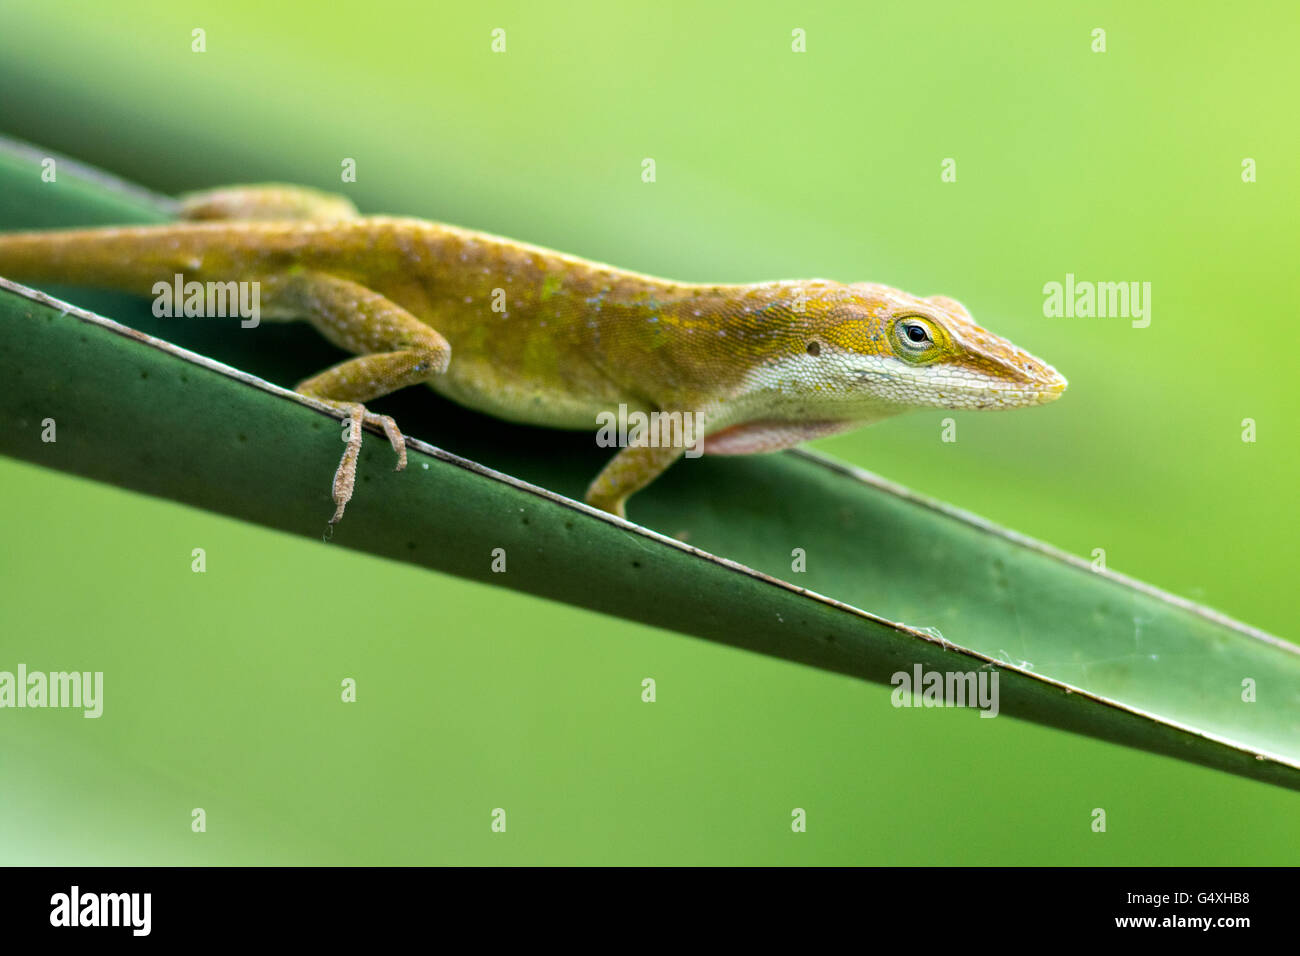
[0,227,202,294]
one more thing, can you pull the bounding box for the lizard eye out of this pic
[891,316,942,362]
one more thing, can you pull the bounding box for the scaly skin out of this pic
[0,185,1067,520]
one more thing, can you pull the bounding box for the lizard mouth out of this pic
[847,357,1066,410]
[1032,367,1069,403]
[923,374,1068,410]
[977,359,1068,406]
[984,375,1067,408]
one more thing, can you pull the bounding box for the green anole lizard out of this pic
[0,184,1066,521]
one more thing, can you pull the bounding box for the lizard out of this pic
[0,184,1067,522]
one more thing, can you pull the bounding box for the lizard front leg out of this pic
[585,442,686,518]
[260,270,451,524]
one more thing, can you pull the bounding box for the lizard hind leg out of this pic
[259,270,452,524]
[177,185,359,222]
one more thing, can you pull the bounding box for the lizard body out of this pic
[0,185,1067,519]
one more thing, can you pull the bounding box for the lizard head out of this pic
[782,281,1067,416]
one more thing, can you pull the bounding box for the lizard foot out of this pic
[328,402,406,525]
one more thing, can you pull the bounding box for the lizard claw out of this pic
[328,403,407,525]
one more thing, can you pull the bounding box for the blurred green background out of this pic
[0,0,1296,864]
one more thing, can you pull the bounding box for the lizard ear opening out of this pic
[806,340,821,356]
